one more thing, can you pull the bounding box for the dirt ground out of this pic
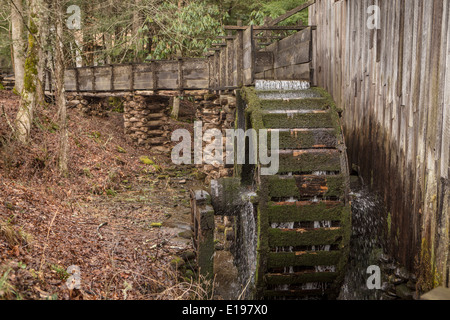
[0,90,211,300]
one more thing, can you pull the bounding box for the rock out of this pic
[184,269,195,279]
[178,230,193,239]
[394,267,409,281]
[381,293,398,300]
[406,279,417,291]
[170,256,185,270]
[215,242,224,250]
[379,253,392,263]
[180,251,196,262]
[391,277,405,285]
[395,284,414,300]
[381,282,394,292]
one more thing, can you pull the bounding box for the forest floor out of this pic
[0,90,212,300]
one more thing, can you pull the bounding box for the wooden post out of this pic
[152,61,157,91]
[91,67,95,92]
[171,96,180,120]
[75,68,80,92]
[131,64,135,92]
[110,65,114,91]
[190,190,215,279]
[214,50,219,93]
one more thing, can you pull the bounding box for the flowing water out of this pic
[233,192,258,299]
[338,184,387,300]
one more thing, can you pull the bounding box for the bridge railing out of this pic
[44,2,316,94]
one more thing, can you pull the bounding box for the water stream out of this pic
[338,183,387,300]
[233,192,258,299]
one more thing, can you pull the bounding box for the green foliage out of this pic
[249,0,309,26]
[50,264,70,281]
[148,1,226,59]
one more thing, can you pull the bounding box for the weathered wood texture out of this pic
[310,0,450,286]
[46,24,314,93]
[255,27,313,81]
[46,59,211,92]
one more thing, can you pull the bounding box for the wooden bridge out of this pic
[44,1,317,95]
[45,26,314,94]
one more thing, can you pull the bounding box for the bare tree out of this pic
[15,0,41,143]
[54,0,68,174]
[10,0,25,93]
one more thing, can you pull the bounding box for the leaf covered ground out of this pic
[0,90,210,300]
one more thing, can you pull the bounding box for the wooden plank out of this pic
[253,26,315,31]
[134,64,153,90]
[93,66,112,91]
[309,0,450,275]
[242,26,254,85]
[78,68,93,91]
[113,65,132,91]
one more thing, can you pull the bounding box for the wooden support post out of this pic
[152,61,157,92]
[171,96,180,120]
[91,67,95,92]
[75,68,80,92]
[110,65,114,91]
[131,64,135,92]
[190,190,215,279]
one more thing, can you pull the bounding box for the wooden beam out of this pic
[224,26,247,30]
[267,0,316,26]
[216,36,236,40]
[253,25,316,31]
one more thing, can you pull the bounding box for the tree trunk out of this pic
[15,0,40,143]
[54,0,68,174]
[36,0,49,107]
[133,0,143,62]
[10,0,25,93]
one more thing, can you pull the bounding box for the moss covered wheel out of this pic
[239,81,351,300]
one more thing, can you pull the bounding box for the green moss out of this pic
[140,156,154,165]
[83,168,92,178]
[170,256,185,270]
[387,212,392,235]
[268,228,343,247]
[276,151,342,173]
[23,33,38,94]
[265,272,339,286]
[241,85,351,299]
[150,222,162,228]
[106,189,117,197]
[117,146,127,153]
[197,211,215,279]
[267,251,342,268]
[269,129,338,150]
[263,112,334,129]
[260,98,330,111]
[267,175,344,199]
[108,97,124,113]
[266,202,345,224]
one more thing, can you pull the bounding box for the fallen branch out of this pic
[97,222,108,240]
[1,104,15,134]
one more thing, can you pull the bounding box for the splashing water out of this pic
[233,193,258,299]
[338,185,387,300]
[255,80,311,91]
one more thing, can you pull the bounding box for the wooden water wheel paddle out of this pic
[238,80,352,300]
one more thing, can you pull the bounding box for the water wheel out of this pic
[237,80,352,300]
